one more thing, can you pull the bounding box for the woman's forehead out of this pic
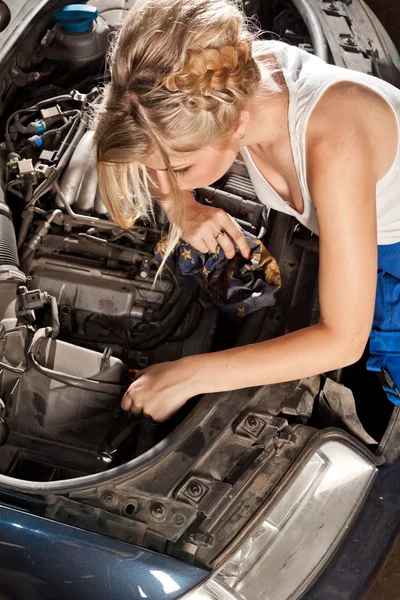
[141,148,205,170]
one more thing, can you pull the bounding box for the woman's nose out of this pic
[155,170,172,194]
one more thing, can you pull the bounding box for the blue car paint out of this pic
[0,504,208,600]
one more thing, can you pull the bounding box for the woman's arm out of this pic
[188,84,381,393]
[123,84,391,420]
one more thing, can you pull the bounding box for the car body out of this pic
[0,1,399,599]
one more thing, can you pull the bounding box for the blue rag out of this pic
[154,230,281,320]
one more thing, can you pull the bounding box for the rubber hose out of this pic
[166,302,203,343]
[135,417,164,456]
[144,287,183,323]
[289,0,329,62]
[0,189,20,269]
[134,294,194,350]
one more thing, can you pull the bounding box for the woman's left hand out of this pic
[121,359,199,422]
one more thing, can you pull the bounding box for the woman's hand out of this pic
[121,359,199,422]
[159,189,250,259]
[182,196,251,259]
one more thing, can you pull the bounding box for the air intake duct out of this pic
[0,184,26,328]
[0,188,21,271]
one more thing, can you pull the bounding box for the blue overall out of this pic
[367,241,400,405]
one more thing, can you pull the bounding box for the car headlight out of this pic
[182,439,377,600]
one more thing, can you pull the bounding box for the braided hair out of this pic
[93,0,277,268]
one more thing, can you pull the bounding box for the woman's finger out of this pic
[214,230,236,259]
[219,213,251,258]
[202,232,219,255]
[121,393,132,411]
[121,390,143,415]
[129,401,143,415]
[182,235,209,254]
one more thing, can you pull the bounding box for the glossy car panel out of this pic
[0,504,208,600]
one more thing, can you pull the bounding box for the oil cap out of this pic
[54,4,98,34]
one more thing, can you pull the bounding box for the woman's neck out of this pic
[242,87,289,153]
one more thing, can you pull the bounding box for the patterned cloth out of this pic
[154,230,281,320]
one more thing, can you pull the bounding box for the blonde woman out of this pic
[94,0,400,421]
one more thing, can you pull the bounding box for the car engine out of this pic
[0,1,277,480]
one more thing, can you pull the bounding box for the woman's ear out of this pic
[236,109,250,140]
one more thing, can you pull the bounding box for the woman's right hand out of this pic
[160,189,251,259]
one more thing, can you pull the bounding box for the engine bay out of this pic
[0,0,283,480]
[0,0,395,486]
[0,75,275,475]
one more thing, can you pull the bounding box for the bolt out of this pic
[101,491,117,507]
[151,503,166,521]
[343,35,356,46]
[246,415,259,430]
[187,481,203,498]
[140,270,149,279]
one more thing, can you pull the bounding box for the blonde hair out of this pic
[93,0,277,269]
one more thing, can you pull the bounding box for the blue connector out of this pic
[33,119,46,135]
[28,135,43,148]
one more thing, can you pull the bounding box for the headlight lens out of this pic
[183,440,376,600]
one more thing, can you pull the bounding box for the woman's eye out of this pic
[174,167,190,177]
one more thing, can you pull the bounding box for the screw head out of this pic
[101,491,117,507]
[187,481,203,498]
[246,415,259,430]
[151,503,166,521]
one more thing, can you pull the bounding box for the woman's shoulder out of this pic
[309,80,396,138]
[307,80,398,183]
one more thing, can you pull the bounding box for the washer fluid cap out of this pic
[54,4,98,34]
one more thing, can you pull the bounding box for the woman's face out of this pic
[142,139,242,194]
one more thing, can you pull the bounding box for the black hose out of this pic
[132,294,194,350]
[143,287,183,323]
[289,0,329,62]
[6,182,24,201]
[167,302,203,343]
[78,293,195,351]
[135,417,164,456]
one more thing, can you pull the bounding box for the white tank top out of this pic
[240,40,400,245]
